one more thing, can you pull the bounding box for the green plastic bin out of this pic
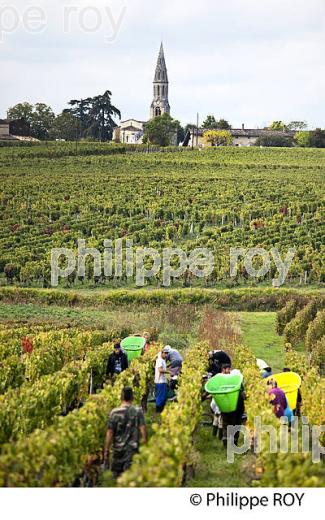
[121,337,146,363]
[205,373,243,413]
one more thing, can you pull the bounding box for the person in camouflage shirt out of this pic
[103,387,147,478]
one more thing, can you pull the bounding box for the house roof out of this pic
[121,126,144,132]
[120,119,147,125]
[194,128,295,138]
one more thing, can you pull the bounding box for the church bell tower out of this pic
[150,43,170,119]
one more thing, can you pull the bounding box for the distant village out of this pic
[1,43,322,148]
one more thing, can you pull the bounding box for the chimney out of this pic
[242,123,245,130]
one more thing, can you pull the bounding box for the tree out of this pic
[295,131,311,148]
[217,118,232,130]
[203,130,232,146]
[310,128,325,148]
[287,121,308,131]
[66,91,121,141]
[269,121,287,131]
[202,115,218,129]
[49,112,81,140]
[86,90,121,141]
[255,135,293,147]
[7,102,55,139]
[31,103,55,139]
[143,113,182,146]
[202,115,231,130]
[7,102,34,122]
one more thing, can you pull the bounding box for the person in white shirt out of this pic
[154,348,169,413]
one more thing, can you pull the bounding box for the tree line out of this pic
[7,90,120,141]
[5,98,325,148]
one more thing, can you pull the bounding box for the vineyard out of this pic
[0,143,324,487]
[0,144,324,287]
[0,297,323,487]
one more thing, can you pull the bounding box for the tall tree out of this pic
[49,112,81,140]
[202,115,231,130]
[287,121,308,131]
[7,102,55,139]
[87,90,121,141]
[7,102,34,123]
[32,103,55,139]
[66,91,120,141]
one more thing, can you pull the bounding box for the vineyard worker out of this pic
[208,350,232,377]
[267,381,294,424]
[257,359,273,379]
[155,348,170,413]
[143,331,151,353]
[163,345,183,376]
[107,342,129,379]
[103,386,147,479]
[283,367,302,416]
[220,364,246,447]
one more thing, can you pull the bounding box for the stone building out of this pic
[113,43,172,144]
[190,125,295,147]
[0,120,10,138]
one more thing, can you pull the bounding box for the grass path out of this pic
[185,406,253,487]
[238,312,284,372]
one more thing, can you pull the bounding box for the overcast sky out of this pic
[1,0,325,128]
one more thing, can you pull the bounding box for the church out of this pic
[113,43,171,144]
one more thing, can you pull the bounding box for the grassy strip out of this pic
[239,312,285,371]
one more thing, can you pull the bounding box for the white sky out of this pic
[1,0,325,128]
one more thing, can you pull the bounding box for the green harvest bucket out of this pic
[205,373,243,413]
[121,337,146,363]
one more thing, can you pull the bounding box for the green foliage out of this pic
[8,102,55,139]
[202,115,231,130]
[305,310,325,352]
[0,146,324,287]
[118,342,209,486]
[49,112,81,141]
[295,131,311,148]
[0,329,110,394]
[143,113,182,146]
[0,346,159,486]
[0,287,322,312]
[0,342,113,446]
[287,121,308,131]
[269,121,287,130]
[284,302,318,346]
[255,135,293,147]
[276,300,299,335]
[310,128,325,148]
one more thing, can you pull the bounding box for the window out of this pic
[155,107,161,117]
[157,85,160,96]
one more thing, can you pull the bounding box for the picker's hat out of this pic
[256,358,270,371]
[162,345,172,353]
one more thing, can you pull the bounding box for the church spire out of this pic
[154,43,168,83]
[150,43,170,119]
